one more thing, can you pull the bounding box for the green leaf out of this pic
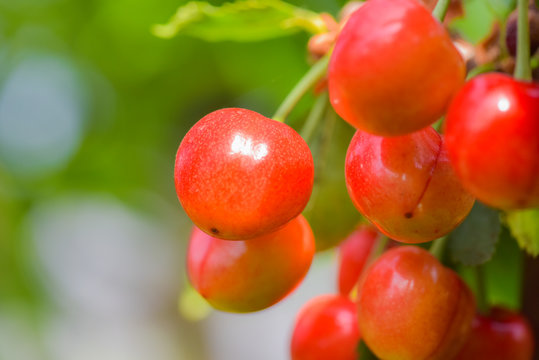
[486,0,516,19]
[152,0,326,42]
[505,208,539,257]
[448,202,501,266]
[450,0,496,43]
[484,225,523,309]
[459,226,523,310]
[303,110,361,251]
[357,340,378,360]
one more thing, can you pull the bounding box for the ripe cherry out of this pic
[337,226,379,296]
[345,126,475,243]
[291,294,360,360]
[357,246,475,360]
[328,0,465,136]
[445,73,539,209]
[187,214,314,313]
[455,307,535,360]
[175,108,314,240]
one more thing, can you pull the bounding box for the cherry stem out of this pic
[272,54,330,123]
[432,0,450,22]
[429,236,448,260]
[514,0,532,80]
[300,91,328,143]
[475,266,489,314]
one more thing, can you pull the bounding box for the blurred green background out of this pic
[0,0,348,359]
[0,0,516,359]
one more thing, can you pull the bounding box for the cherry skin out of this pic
[455,307,535,360]
[187,214,314,313]
[337,226,379,296]
[291,294,360,360]
[445,73,539,209]
[328,0,465,136]
[345,126,475,243]
[175,108,314,240]
[357,246,475,360]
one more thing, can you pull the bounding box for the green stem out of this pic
[475,266,488,314]
[514,0,532,80]
[429,236,448,260]
[300,92,328,143]
[272,54,330,123]
[432,0,451,22]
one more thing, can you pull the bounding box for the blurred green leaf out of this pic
[448,202,501,266]
[486,0,515,19]
[457,226,522,311]
[152,0,326,41]
[506,209,539,257]
[303,110,362,252]
[483,225,523,309]
[451,0,496,43]
[178,282,212,322]
[357,340,378,359]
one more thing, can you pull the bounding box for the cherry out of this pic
[357,246,475,360]
[187,214,315,313]
[328,0,465,136]
[337,226,379,296]
[445,73,539,209]
[345,126,475,243]
[290,294,360,360]
[175,108,314,240]
[455,307,535,360]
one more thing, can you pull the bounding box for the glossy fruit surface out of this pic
[455,308,535,360]
[291,294,360,360]
[445,73,539,209]
[328,0,465,136]
[187,214,314,313]
[175,108,314,240]
[338,226,379,296]
[345,127,475,243]
[357,246,475,360]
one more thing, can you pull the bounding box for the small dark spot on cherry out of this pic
[211,228,219,234]
[404,212,413,219]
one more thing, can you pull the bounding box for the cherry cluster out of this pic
[291,226,535,360]
[173,0,538,358]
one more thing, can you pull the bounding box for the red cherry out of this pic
[187,215,315,313]
[175,108,314,240]
[338,226,379,296]
[345,127,475,243]
[445,73,539,209]
[328,0,465,136]
[357,246,475,360]
[455,307,535,360]
[291,294,360,360]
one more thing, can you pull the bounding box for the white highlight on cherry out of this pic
[497,97,510,112]
[230,134,268,160]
